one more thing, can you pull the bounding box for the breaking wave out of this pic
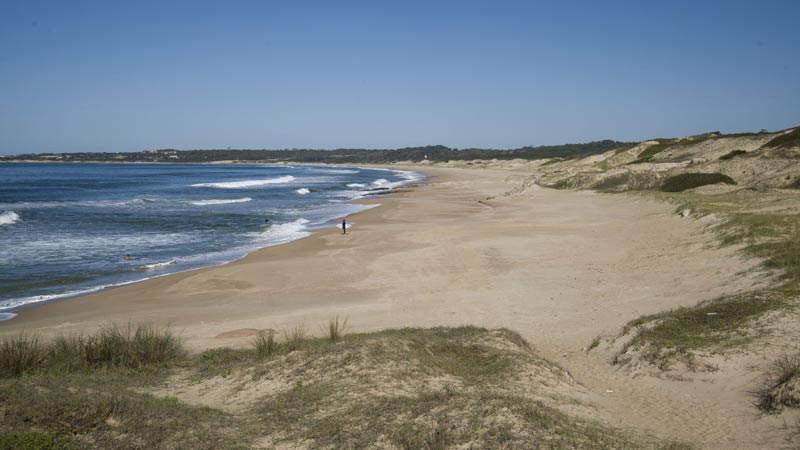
[190,175,295,189]
[0,211,20,226]
[189,197,252,206]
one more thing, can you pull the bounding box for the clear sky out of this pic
[1,0,798,154]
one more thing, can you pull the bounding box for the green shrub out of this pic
[660,173,736,192]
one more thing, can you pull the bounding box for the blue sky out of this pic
[1,1,798,153]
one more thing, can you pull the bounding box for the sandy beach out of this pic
[0,165,783,448]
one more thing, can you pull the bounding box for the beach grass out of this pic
[0,323,183,378]
[614,290,790,368]
[0,324,691,449]
[326,315,348,342]
[659,173,736,192]
[252,330,279,359]
[612,189,800,369]
[755,353,800,413]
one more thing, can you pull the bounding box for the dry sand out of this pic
[0,166,786,448]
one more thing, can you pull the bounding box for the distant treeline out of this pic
[1,140,634,164]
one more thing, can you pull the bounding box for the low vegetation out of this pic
[0,323,182,377]
[764,127,800,149]
[607,188,800,371]
[755,353,800,413]
[634,139,673,161]
[613,290,789,368]
[719,149,748,160]
[660,172,736,192]
[0,324,690,449]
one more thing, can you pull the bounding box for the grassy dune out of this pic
[0,324,690,449]
[605,189,800,374]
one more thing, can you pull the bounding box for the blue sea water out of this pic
[0,163,422,319]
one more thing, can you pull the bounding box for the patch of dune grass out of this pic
[634,139,673,161]
[0,324,694,448]
[617,190,800,369]
[0,431,78,450]
[0,324,184,378]
[618,291,790,367]
[660,172,736,192]
[256,384,686,449]
[0,374,247,450]
[719,149,748,160]
[0,333,49,378]
[764,127,800,149]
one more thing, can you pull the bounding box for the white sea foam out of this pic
[189,197,252,206]
[0,279,150,312]
[260,218,311,245]
[139,259,178,270]
[295,188,311,195]
[190,175,295,189]
[0,198,160,210]
[0,211,20,225]
[314,169,360,174]
[371,178,391,188]
[346,183,367,188]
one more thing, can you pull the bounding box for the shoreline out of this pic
[0,163,425,320]
[0,164,436,335]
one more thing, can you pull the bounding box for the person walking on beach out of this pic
[342,218,347,234]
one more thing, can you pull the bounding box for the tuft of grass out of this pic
[282,325,308,352]
[326,316,348,343]
[660,173,736,192]
[755,354,800,413]
[82,323,184,369]
[252,330,279,359]
[588,336,602,351]
[0,333,49,378]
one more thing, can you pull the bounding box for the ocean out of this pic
[0,163,423,320]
